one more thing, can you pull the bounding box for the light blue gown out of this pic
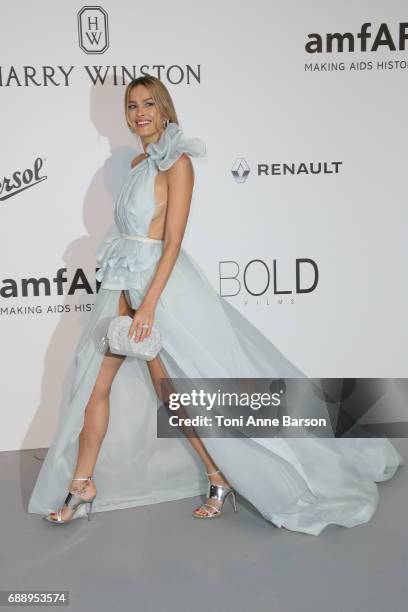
[28,122,404,535]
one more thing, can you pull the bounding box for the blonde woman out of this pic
[28,76,403,535]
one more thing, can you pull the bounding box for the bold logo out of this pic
[231,157,250,183]
[78,6,109,54]
[0,158,47,202]
[219,259,319,298]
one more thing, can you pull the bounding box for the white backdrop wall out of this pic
[1,1,407,451]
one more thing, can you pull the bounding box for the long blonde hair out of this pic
[124,75,179,132]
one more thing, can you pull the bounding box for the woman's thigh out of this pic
[119,289,135,317]
[93,351,126,396]
[91,290,134,396]
[146,354,174,402]
[119,289,171,400]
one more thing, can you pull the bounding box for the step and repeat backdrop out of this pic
[1,1,407,451]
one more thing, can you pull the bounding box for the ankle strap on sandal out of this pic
[206,470,220,476]
[71,476,93,481]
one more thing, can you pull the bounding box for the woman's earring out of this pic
[163,119,169,128]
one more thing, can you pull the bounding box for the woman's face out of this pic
[127,84,164,142]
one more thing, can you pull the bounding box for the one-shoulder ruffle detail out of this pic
[146,122,206,171]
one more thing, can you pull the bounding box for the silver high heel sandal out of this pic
[43,476,96,525]
[193,469,237,519]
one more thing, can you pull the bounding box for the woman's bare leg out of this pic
[147,355,232,517]
[49,291,131,521]
[49,351,125,521]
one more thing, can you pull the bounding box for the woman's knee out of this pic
[91,354,124,399]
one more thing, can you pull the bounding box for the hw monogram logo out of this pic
[77,6,109,54]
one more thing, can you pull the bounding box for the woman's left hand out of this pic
[128,301,156,343]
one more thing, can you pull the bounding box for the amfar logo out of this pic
[0,158,47,202]
[306,22,408,53]
[0,269,99,300]
[78,6,109,54]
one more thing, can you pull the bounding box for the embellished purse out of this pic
[98,315,162,361]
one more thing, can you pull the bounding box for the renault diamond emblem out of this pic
[231,157,250,183]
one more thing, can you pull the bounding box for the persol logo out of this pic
[78,6,109,54]
[0,157,47,202]
[306,22,408,53]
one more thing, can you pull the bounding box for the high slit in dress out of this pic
[27,122,404,535]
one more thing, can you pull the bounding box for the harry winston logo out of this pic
[77,6,109,54]
[231,157,250,183]
[0,158,47,202]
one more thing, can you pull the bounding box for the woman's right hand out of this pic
[128,302,156,344]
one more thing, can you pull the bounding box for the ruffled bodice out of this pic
[95,122,206,291]
[145,121,206,171]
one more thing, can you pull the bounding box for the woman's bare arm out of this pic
[128,153,195,342]
[142,154,194,307]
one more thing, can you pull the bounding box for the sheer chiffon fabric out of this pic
[28,123,403,535]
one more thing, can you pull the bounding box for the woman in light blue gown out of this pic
[28,75,403,535]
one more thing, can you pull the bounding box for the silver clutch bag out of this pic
[98,315,162,361]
